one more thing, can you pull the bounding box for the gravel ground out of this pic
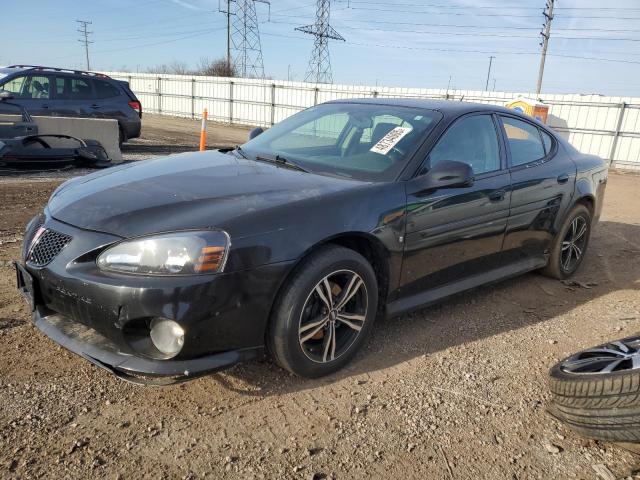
[1,117,640,479]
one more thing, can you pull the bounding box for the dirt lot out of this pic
[1,117,640,479]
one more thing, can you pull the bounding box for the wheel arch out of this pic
[264,232,392,348]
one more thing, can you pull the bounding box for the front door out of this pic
[400,113,511,298]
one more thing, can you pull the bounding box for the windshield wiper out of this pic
[232,145,249,159]
[255,154,309,173]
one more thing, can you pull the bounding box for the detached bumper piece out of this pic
[0,134,111,171]
[33,307,263,385]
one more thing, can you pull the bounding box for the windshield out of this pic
[241,103,441,181]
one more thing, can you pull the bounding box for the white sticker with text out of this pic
[369,126,412,155]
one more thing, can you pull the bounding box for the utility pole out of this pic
[76,20,93,71]
[219,0,233,73]
[485,56,494,91]
[536,0,555,95]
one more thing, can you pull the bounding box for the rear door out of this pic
[400,113,511,297]
[499,114,576,262]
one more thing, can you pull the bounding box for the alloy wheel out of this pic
[561,215,588,272]
[298,269,368,363]
[560,336,640,374]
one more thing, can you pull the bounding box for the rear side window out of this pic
[94,79,121,99]
[427,114,501,175]
[501,116,545,166]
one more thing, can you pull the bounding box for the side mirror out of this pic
[420,160,474,190]
[0,90,14,101]
[248,127,264,140]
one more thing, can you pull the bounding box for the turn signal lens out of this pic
[194,246,226,273]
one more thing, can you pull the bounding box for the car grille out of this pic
[27,229,72,267]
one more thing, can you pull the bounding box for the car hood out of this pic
[48,150,363,238]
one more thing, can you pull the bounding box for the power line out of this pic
[323,5,640,20]
[76,19,93,70]
[335,0,640,10]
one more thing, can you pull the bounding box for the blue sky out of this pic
[2,0,640,96]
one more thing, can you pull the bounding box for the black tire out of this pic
[118,127,126,149]
[268,245,378,378]
[548,336,640,443]
[541,204,591,280]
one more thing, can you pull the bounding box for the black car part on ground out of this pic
[0,134,111,170]
[548,335,640,443]
[0,96,38,139]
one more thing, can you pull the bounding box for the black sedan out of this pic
[15,99,607,382]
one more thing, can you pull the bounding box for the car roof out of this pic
[326,97,517,116]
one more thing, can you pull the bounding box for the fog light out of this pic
[150,319,184,358]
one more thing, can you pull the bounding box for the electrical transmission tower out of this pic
[76,19,93,71]
[296,0,345,84]
[536,0,555,94]
[228,0,270,78]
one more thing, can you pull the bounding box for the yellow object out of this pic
[506,97,549,124]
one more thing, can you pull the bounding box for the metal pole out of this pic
[270,83,276,125]
[536,0,555,95]
[485,56,494,91]
[227,0,232,73]
[229,80,234,124]
[609,102,627,167]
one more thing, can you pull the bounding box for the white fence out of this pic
[105,71,640,170]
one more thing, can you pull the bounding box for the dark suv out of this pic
[0,65,141,144]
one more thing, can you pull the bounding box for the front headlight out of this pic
[97,230,230,275]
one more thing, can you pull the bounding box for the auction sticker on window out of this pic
[370,127,412,155]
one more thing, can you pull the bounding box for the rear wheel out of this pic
[118,126,126,149]
[268,245,378,378]
[541,204,591,279]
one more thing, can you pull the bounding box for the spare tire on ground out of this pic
[548,335,640,443]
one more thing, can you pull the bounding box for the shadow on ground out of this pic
[203,220,640,396]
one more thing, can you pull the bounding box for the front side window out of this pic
[242,103,441,181]
[0,75,27,97]
[426,114,501,175]
[501,116,546,166]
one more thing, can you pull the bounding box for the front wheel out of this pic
[541,204,592,280]
[268,245,378,378]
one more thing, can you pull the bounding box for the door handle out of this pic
[489,190,506,202]
[41,104,50,109]
[90,104,101,109]
[557,173,570,184]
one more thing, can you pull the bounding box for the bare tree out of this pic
[145,61,190,75]
[196,57,237,77]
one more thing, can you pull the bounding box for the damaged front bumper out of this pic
[32,306,262,385]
